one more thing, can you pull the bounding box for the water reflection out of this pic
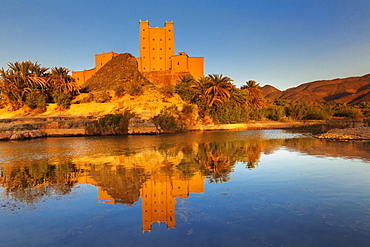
[1,130,370,233]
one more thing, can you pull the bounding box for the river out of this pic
[0,130,370,246]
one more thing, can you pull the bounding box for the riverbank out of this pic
[0,115,319,141]
[1,109,369,141]
[315,125,370,140]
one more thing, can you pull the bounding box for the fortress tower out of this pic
[137,20,174,72]
[72,20,204,85]
[136,20,204,81]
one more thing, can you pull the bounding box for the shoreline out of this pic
[1,116,369,141]
[315,125,370,140]
[0,118,319,141]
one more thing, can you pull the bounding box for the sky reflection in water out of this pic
[0,130,370,247]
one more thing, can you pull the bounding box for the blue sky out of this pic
[1,0,369,90]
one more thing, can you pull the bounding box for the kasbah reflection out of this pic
[0,138,264,232]
[1,135,369,232]
[77,156,205,233]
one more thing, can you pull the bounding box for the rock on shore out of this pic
[0,130,46,140]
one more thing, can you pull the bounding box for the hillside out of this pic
[82,53,153,92]
[261,73,370,104]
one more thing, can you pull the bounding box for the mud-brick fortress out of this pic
[72,20,204,86]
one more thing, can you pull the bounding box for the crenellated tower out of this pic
[138,20,175,72]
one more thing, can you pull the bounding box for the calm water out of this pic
[0,130,370,247]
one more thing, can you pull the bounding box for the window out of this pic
[143,37,145,40]
[152,48,155,50]
[143,29,145,31]
[177,62,180,66]
[160,39,162,41]
[160,48,162,50]
[152,38,155,41]
[160,57,162,60]
[143,47,145,49]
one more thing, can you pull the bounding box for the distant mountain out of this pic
[261,73,370,104]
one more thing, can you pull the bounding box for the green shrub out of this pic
[359,102,370,117]
[266,106,285,121]
[153,106,182,133]
[53,93,72,109]
[334,105,363,119]
[85,110,135,135]
[25,91,47,110]
[286,102,310,120]
[208,102,251,124]
[303,106,333,120]
[249,107,265,121]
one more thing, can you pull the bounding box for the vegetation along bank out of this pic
[1,60,370,141]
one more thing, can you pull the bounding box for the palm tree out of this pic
[7,61,47,90]
[175,74,195,102]
[190,76,208,104]
[241,80,259,89]
[0,61,49,108]
[241,80,265,108]
[48,67,80,96]
[204,74,235,108]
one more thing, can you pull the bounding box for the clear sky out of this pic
[1,0,369,90]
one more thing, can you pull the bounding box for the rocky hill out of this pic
[82,53,153,92]
[261,73,370,104]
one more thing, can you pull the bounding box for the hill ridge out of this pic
[261,73,370,104]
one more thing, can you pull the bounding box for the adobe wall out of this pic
[72,68,96,86]
[188,57,204,80]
